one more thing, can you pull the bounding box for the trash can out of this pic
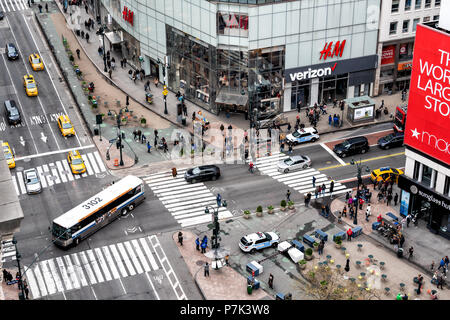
[94,128,99,135]
[247,284,253,295]
[397,248,403,258]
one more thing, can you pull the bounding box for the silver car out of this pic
[23,168,42,194]
[277,155,311,173]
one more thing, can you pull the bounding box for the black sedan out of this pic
[378,132,404,150]
[6,43,19,60]
[0,11,4,20]
[184,165,220,183]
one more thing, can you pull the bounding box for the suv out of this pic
[286,127,319,145]
[4,100,21,125]
[333,136,369,158]
[6,43,19,60]
[378,132,404,150]
[239,232,279,253]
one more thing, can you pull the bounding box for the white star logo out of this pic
[411,128,421,139]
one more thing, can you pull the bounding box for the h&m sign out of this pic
[123,6,134,26]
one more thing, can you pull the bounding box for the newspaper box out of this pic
[277,241,292,253]
[246,260,263,276]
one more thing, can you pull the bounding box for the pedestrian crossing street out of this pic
[143,170,234,228]
[11,151,108,195]
[1,239,16,264]
[24,235,187,300]
[251,152,352,198]
[0,0,28,12]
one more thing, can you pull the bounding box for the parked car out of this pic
[286,127,319,145]
[333,136,369,158]
[378,132,404,150]
[184,165,220,183]
[6,43,19,60]
[370,167,404,184]
[277,155,311,173]
[23,168,42,194]
[239,232,280,253]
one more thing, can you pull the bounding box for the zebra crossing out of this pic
[11,151,108,195]
[23,235,186,300]
[143,170,234,228]
[251,152,352,198]
[0,0,29,12]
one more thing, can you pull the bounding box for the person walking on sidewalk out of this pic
[318,239,324,255]
[45,3,48,12]
[321,183,326,196]
[329,180,334,199]
[38,4,42,12]
[216,193,222,207]
[178,231,183,246]
[147,141,151,153]
[347,228,353,241]
[24,285,29,299]
[268,274,274,289]
[204,262,210,277]
[386,193,393,206]
[111,57,115,70]
[200,240,207,253]
[108,68,112,79]
[85,33,90,43]
[394,193,399,206]
[312,175,316,188]
[365,204,371,222]
[305,192,311,207]
[76,48,81,59]
[85,3,88,13]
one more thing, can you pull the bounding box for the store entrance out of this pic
[411,198,432,226]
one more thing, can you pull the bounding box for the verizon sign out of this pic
[404,24,450,165]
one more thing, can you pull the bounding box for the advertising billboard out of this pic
[404,24,450,165]
[381,45,395,65]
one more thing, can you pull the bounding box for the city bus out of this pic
[393,105,407,133]
[52,175,145,248]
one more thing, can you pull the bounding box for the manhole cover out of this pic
[196,260,205,266]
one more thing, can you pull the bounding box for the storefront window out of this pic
[291,79,310,110]
[380,68,394,78]
[318,74,348,104]
[421,164,433,187]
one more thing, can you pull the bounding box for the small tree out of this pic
[256,205,263,217]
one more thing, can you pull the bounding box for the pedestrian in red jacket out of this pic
[347,228,353,241]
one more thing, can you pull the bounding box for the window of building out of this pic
[421,164,433,187]
[405,0,412,10]
[444,176,450,196]
[413,161,421,180]
[217,12,249,37]
[415,0,422,9]
[413,18,420,31]
[435,0,441,7]
[403,20,410,32]
[433,15,439,21]
[423,16,431,22]
[390,22,398,34]
[392,0,400,12]
[425,0,431,8]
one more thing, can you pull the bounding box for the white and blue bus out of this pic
[52,175,145,248]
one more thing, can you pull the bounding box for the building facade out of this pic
[97,0,380,119]
[374,0,441,95]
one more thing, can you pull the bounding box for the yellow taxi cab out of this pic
[2,142,16,169]
[23,74,38,96]
[370,166,404,184]
[67,150,86,174]
[28,53,44,71]
[57,115,75,137]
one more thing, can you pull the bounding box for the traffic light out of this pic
[96,114,103,125]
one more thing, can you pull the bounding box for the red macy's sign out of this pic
[404,24,450,165]
[123,6,133,26]
[320,40,346,61]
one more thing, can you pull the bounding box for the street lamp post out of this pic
[97,25,108,73]
[117,112,124,166]
[350,158,370,225]
[205,200,227,249]
[12,237,26,300]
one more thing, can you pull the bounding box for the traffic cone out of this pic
[114,158,119,166]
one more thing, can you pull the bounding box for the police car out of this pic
[286,127,319,145]
[239,232,280,253]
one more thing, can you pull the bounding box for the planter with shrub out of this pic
[243,210,251,219]
[256,205,263,217]
[305,248,313,260]
[299,259,307,270]
[267,205,274,214]
[280,200,287,211]
[334,236,342,249]
[288,200,295,210]
[313,242,319,251]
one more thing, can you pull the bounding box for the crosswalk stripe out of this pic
[11,175,20,195]
[56,256,72,291]
[56,161,68,183]
[117,243,136,276]
[63,255,80,289]
[70,253,89,287]
[47,259,65,292]
[124,241,143,274]
[94,247,112,281]
[180,214,215,228]
[158,189,212,202]
[16,171,27,194]
[43,164,54,187]
[36,166,48,188]
[87,153,100,174]
[81,154,94,175]
[131,239,151,272]
[101,246,120,279]
[40,260,57,295]
[4,0,11,11]
[78,251,97,285]
[61,160,75,181]
[109,244,128,278]
[33,264,48,297]
[86,249,104,283]
[0,0,6,12]
[94,151,107,172]
[18,0,25,10]
[50,163,62,185]
[139,238,159,271]
[24,265,40,299]
[10,0,16,10]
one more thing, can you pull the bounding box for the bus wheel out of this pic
[121,208,128,216]
[74,238,79,246]
[128,204,135,211]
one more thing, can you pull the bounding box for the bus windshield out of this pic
[52,223,71,240]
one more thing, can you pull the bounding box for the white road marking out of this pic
[87,152,100,174]
[81,154,94,175]
[63,255,80,289]
[49,163,62,185]
[16,171,27,194]
[101,246,120,279]
[94,151,107,172]
[11,175,20,195]
[139,238,159,271]
[56,161,68,183]
[117,243,136,276]
[40,260,57,295]
[56,256,72,291]
[94,247,112,281]
[320,142,347,166]
[42,164,54,187]
[131,239,151,272]
[47,259,65,292]
[36,166,48,188]
[24,265,40,299]
[124,241,143,274]
[145,272,160,300]
[109,244,128,278]
[61,160,75,181]
[78,251,97,285]
[14,145,96,161]
[86,249,104,283]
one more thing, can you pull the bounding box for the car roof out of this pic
[244,232,267,242]
[24,168,38,177]
[69,150,81,157]
[289,156,304,161]
[297,127,317,134]
[346,136,368,143]
[59,115,71,122]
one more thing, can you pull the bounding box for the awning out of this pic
[215,90,248,106]
[105,31,123,45]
